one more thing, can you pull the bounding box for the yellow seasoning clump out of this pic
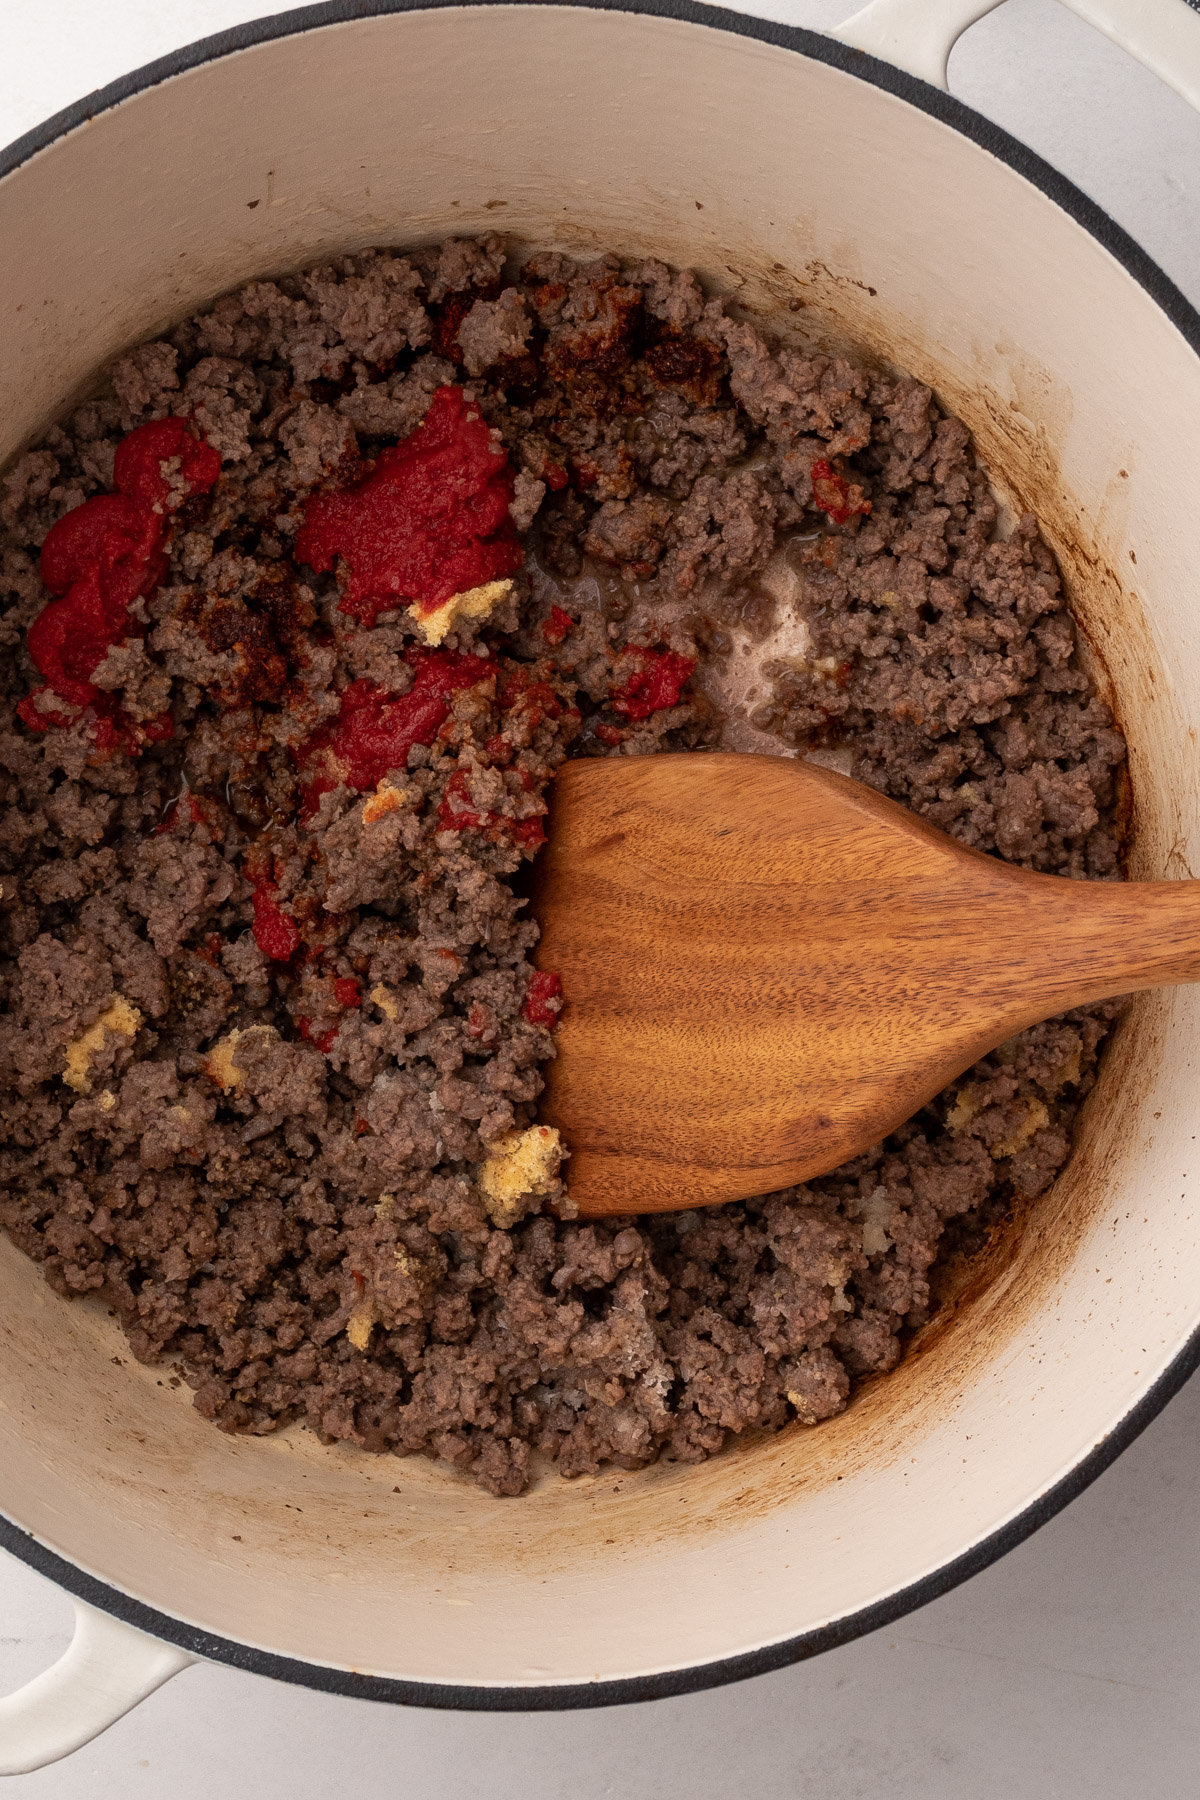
[370,984,400,1022]
[346,1295,378,1352]
[409,578,513,647]
[946,1084,1050,1160]
[478,1125,563,1228]
[945,1084,983,1134]
[62,997,143,1094]
[993,1099,1050,1160]
[203,1025,278,1092]
[362,780,410,824]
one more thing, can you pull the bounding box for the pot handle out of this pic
[830,0,1200,112]
[0,1598,193,1775]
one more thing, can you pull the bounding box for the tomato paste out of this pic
[608,646,696,720]
[295,651,496,808]
[294,385,522,627]
[20,417,219,738]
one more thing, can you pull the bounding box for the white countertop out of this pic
[3,3,1200,1793]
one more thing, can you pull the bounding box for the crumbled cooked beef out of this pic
[0,240,1125,1494]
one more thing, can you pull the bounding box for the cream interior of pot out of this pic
[1,4,1199,1690]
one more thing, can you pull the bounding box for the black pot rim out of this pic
[3,0,1200,1715]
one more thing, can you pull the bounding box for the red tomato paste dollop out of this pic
[20,417,220,740]
[541,605,573,646]
[241,841,302,963]
[609,647,696,721]
[297,1017,339,1055]
[294,385,522,627]
[251,880,302,962]
[295,650,496,810]
[523,970,563,1028]
[810,458,871,527]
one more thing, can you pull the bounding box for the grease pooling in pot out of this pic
[0,239,1125,1493]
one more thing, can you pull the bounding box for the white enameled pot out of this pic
[3,0,1200,1771]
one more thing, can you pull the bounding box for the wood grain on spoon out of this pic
[531,753,1200,1219]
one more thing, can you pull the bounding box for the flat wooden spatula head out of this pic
[531,753,1186,1219]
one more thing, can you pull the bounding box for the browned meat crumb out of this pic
[0,239,1125,1495]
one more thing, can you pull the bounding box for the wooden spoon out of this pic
[530,751,1200,1219]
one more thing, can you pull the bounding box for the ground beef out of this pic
[0,239,1126,1495]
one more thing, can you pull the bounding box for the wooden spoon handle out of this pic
[970,867,1200,1025]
